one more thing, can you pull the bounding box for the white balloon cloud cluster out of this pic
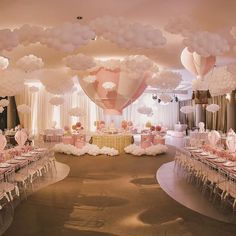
[137,105,153,115]
[206,104,220,113]
[68,107,85,117]
[0,99,9,107]
[180,105,194,114]
[29,86,39,93]
[165,16,200,37]
[90,16,166,49]
[124,144,167,156]
[0,29,18,51]
[0,107,4,113]
[159,94,172,103]
[53,143,119,156]
[147,70,182,90]
[120,55,155,80]
[183,31,230,57]
[0,69,24,96]
[63,54,96,70]
[0,56,9,70]
[102,81,116,91]
[205,66,236,96]
[41,22,95,53]
[16,54,44,72]
[49,97,64,106]
[40,68,74,95]
[17,104,31,114]
[14,24,45,45]
[192,79,209,91]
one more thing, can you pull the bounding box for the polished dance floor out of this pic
[4,146,236,236]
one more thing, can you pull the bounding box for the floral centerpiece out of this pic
[72,122,84,133]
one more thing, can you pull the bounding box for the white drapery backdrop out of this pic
[15,86,179,135]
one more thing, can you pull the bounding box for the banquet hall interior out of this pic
[1,0,236,235]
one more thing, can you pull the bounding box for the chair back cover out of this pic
[15,130,28,146]
[208,130,220,147]
[0,134,7,151]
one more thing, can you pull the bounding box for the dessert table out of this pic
[90,134,134,153]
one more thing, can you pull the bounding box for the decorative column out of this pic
[195,104,206,127]
[227,90,236,131]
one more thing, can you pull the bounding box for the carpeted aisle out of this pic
[4,146,236,236]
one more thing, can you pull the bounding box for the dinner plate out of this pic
[185,147,198,150]
[0,163,11,168]
[191,149,202,153]
[21,153,33,157]
[14,156,27,160]
[6,159,20,164]
[207,156,217,159]
[223,161,236,167]
[34,148,47,152]
[200,152,209,156]
[213,158,226,163]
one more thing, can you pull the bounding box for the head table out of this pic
[90,134,134,153]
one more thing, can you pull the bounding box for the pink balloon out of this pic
[79,67,147,115]
[180,47,216,78]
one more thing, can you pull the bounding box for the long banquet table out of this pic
[175,147,236,202]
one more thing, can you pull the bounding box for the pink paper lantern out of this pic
[79,67,147,115]
[181,47,216,78]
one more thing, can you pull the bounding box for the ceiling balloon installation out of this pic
[89,16,167,49]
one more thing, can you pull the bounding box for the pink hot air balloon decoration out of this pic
[181,47,216,79]
[79,67,148,115]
